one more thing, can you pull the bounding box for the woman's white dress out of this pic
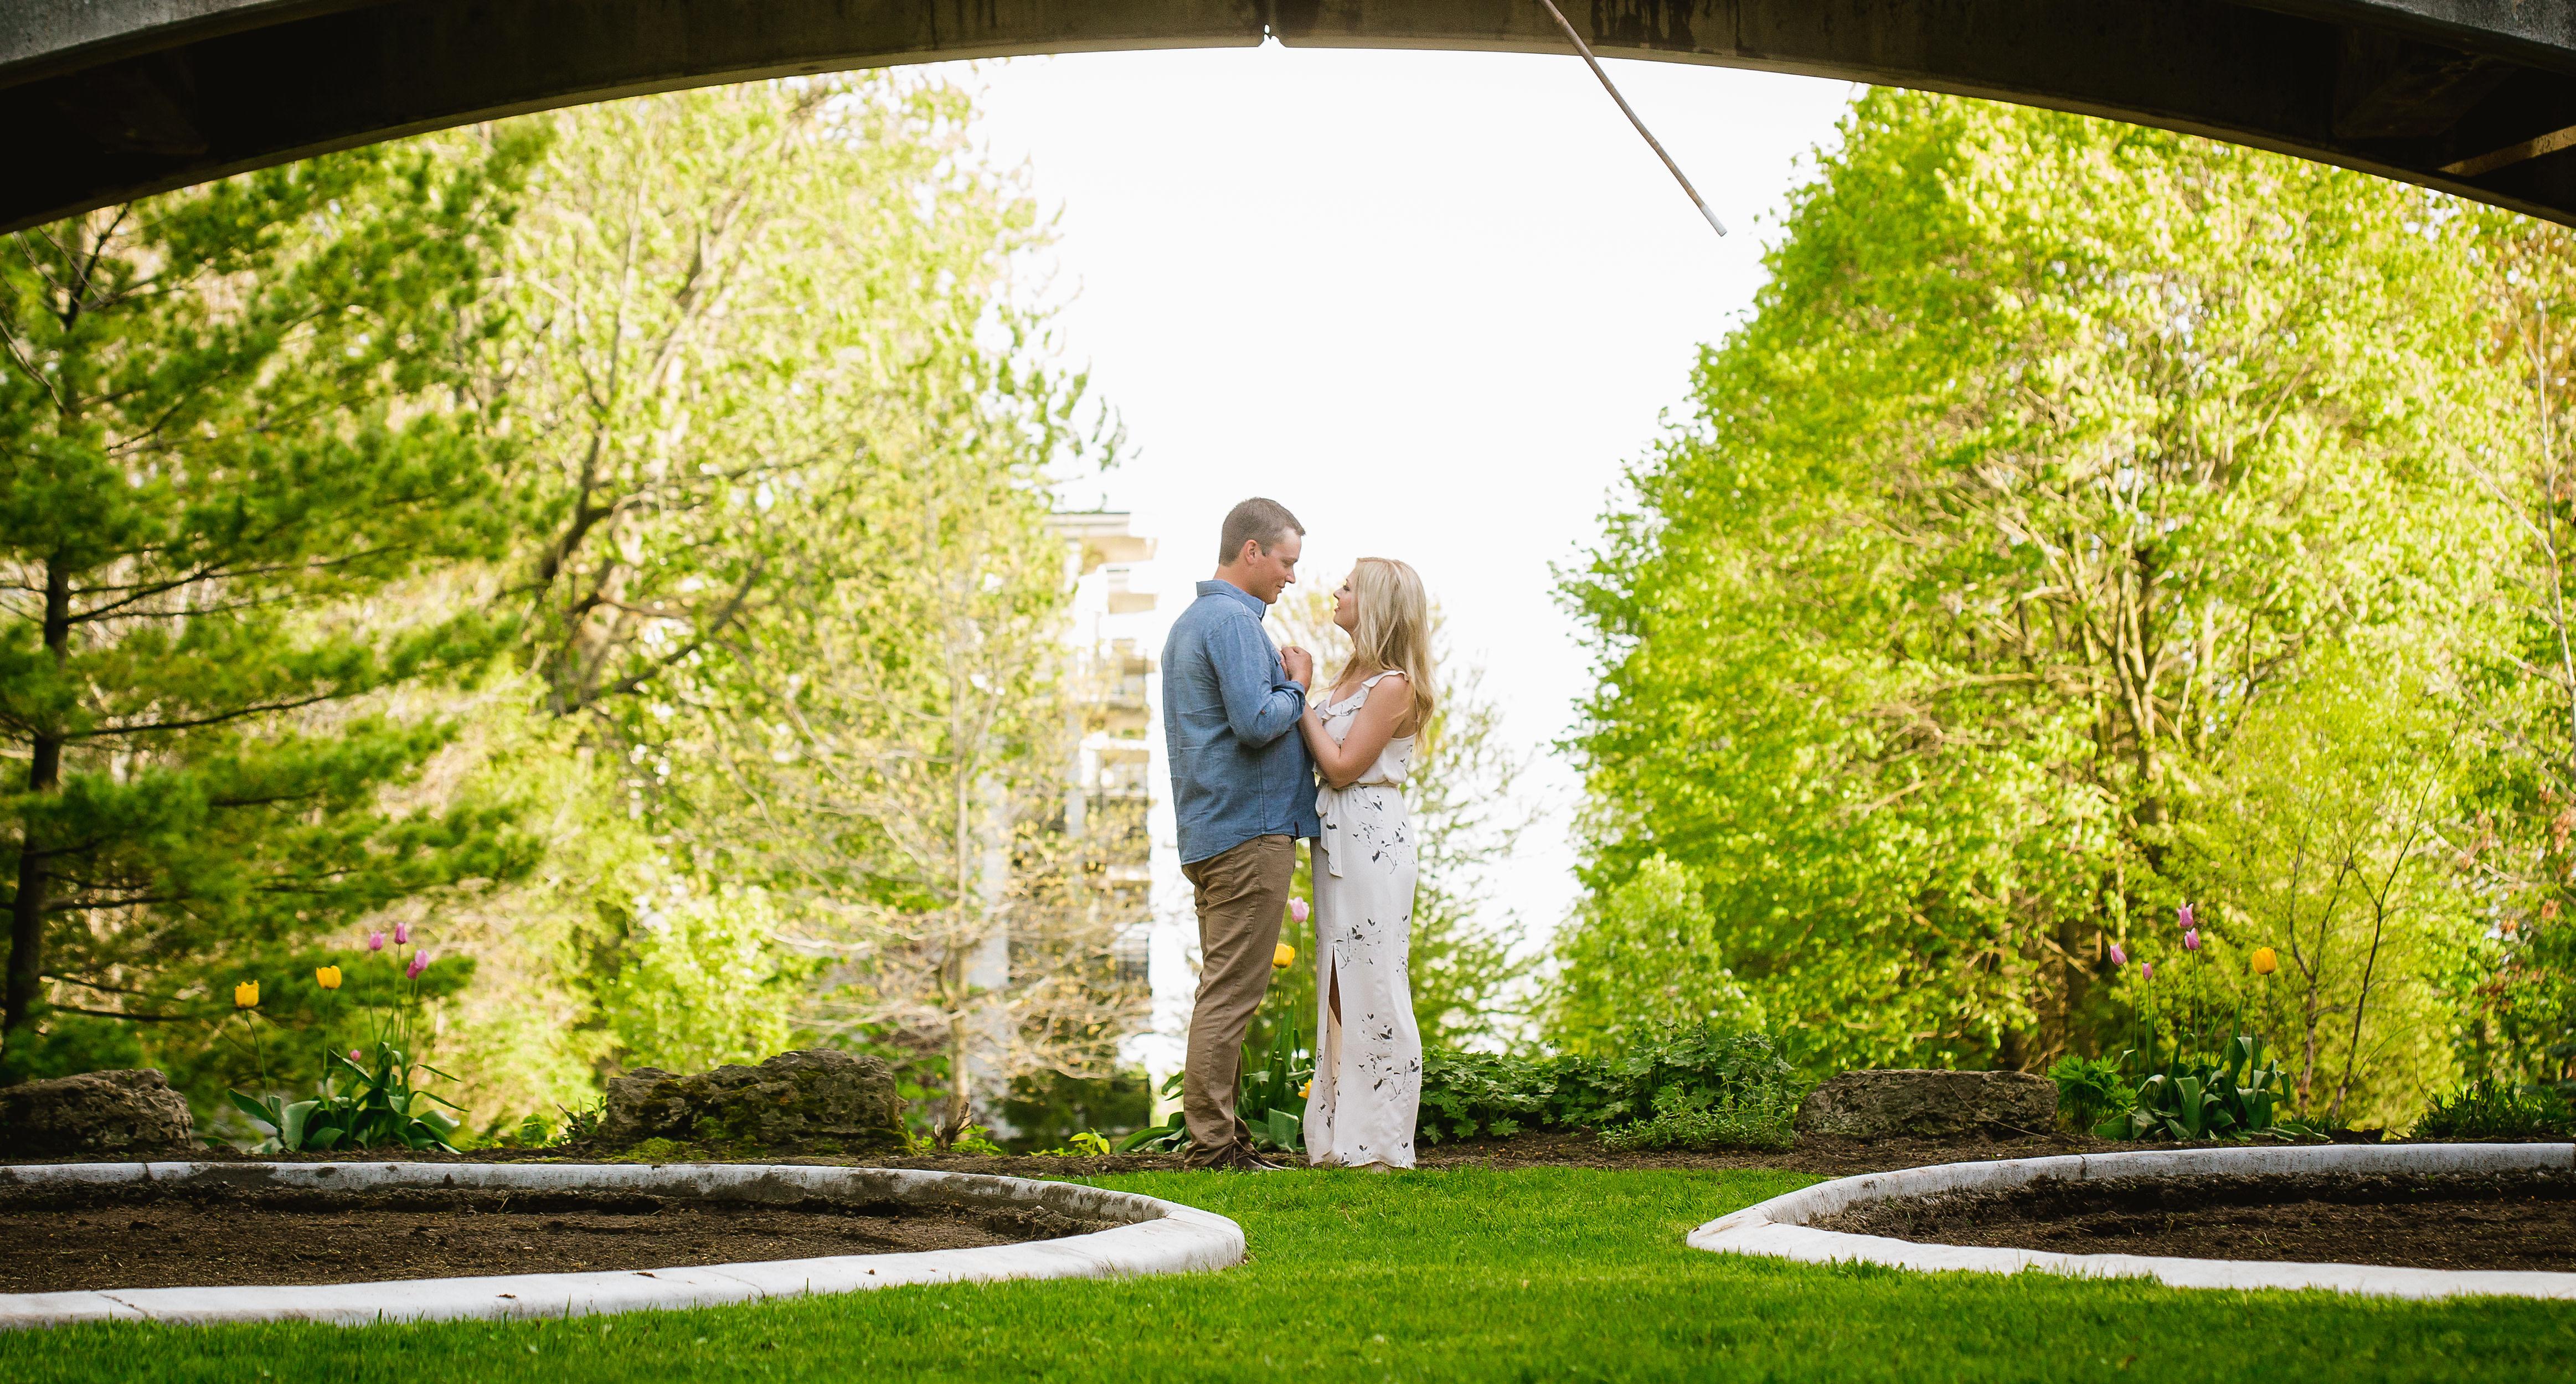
[1303,670,1422,1169]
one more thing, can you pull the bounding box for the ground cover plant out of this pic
[2412,1080,2574,1140]
[7,1167,2572,1383]
[1417,1022,1801,1149]
[1107,1014,1805,1160]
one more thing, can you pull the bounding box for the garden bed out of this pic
[0,1181,1114,1294]
[1807,1169,2576,1272]
[1693,1143,2576,1300]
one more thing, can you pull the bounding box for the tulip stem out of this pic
[248,1011,272,1107]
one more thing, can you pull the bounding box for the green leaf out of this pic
[228,1089,281,1131]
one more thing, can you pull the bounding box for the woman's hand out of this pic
[1303,674,1411,790]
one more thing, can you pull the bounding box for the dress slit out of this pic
[1317,943,1343,1117]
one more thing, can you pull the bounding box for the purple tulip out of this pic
[367,931,385,953]
[405,949,430,980]
[2141,962,2154,981]
[2177,902,2195,931]
[2108,942,2127,965]
[393,920,410,945]
[2183,928,2202,951]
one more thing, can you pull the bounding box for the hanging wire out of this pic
[1532,0,1728,237]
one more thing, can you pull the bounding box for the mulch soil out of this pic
[1811,1169,2576,1273]
[0,1182,1114,1295]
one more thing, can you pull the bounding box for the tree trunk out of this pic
[3,563,71,1056]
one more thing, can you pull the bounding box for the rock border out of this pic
[1689,1142,2576,1300]
[0,1160,1244,1329]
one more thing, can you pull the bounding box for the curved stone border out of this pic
[1690,1142,2576,1300]
[0,1161,1244,1329]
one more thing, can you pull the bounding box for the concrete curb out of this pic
[0,1160,1245,1329]
[1688,1142,2576,1300]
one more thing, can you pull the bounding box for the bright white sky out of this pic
[948,44,1854,958]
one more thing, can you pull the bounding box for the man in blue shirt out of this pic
[1162,497,1319,1170]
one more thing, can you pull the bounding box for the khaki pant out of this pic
[1179,834,1294,1160]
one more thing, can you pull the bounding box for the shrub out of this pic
[1598,1082,1799,1153]
[2412,1080,2574,1139]
[2047,1053,2131,1134]
[1418,1023,1802,1150]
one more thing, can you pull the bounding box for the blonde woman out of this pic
[1296,557,1435,1170]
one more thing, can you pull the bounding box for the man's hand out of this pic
[1279,645,1314,687]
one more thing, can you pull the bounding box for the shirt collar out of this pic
[1197,579,1269,617]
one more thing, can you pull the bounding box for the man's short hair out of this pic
[1218,497,1305,565]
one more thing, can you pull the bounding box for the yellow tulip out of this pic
[234,980,259,1009]
[2250,947,2279,976]
[1273,943,1296,969]
[316,965,343,990]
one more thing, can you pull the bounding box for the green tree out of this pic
[2446,213,2576,1100]
[1544,854,1761,1056]
[2163,667,2475,1127]
[413,75,1125,1137]
[471,82,828,719]
[1559,89,2510,1073]
[0,141,539,1081]
[717,450,1091,1141]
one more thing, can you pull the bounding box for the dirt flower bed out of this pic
[1810,1170,2576,1273]
[0,1182,1115,1295]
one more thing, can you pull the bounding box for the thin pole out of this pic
[1532,0,1727,237]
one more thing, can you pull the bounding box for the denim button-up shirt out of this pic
[1162,579,1318,863]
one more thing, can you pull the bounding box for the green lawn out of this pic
[8,1167,2573,1382]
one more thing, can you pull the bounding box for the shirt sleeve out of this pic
[1211,612,1305,747]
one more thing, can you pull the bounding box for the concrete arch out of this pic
[3,2,2574,233]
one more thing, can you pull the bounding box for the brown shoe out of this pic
[1203,1144,1283,1173]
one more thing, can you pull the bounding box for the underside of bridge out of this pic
[3,1,2573,233]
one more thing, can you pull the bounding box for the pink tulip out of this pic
[1289,898,1310,926]
[2108,942,2127,965]
[2141,962,2154,981]
[2177,903,2194,931]
[393,921,410,945]
[2182,928,2202,952]
[367,931,385,952]
[405,949,430,979]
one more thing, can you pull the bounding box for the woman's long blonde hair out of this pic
[1346,556,1436,730]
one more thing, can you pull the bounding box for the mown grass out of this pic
[8,1166,2574,1382]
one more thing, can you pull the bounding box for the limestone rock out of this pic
[597,1049,904,1153]
[1794,1068,2055,1139]
[0,1068,197,1156]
